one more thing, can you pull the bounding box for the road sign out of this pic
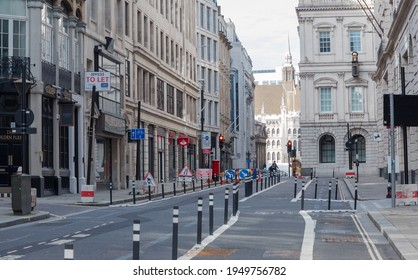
[196,169,212,180]
[179,165,193,177]
[201,132,211,150]
[130,128,145,140]
[225,170,235,180]
[178,176,193,182]
[239,169,250,179]
[144,172,157,187]
[85,72,111,91]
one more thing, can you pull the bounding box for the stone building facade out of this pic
[296,0,379,177]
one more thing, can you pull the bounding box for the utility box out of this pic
[11,174,32,215]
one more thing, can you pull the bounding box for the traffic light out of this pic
[287,140,292,153]
[219,134,225,148]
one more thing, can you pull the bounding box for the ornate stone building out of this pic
[296,0,379,177]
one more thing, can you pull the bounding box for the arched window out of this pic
[293,128,296,135]
[352,134,366,162]
[267,152,271,161]
[272,152,276,161]
[288,128,291,134]
[277,128,280,135]
[272,140,275,147]
[272,128,275,135]
[267,140,270,147]
[319,135,335,163]
[267,128,270,135]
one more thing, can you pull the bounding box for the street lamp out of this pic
[86,37,114,185]
[14,58,33,174]
[198,79,205,168]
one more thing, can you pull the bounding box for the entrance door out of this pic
[0,142,22,186]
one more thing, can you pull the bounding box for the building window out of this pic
[320,87,332,113]
[349,30,361,52]
[59,126,69,169]
[0,18,26,57]
[157,78,164,110]
[125,60,130,97]
[352,134,366,163]
[167,84,174,114]
[319,31,331,53]
[319,135,335,163]
[41,4,53,62]
[350,86,363,112]
[176,89,183,118]
[42,97,54,168]
[58,5,70,70]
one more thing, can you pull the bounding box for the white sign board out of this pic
[201,132,211,150]
[85,72,111,91]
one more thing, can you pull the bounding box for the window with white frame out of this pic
[350,86,363,112]
[40,4,53,61]
[349,30,361,52]
[320,87,332,113]
[58,11,69,69]
[1,11,27,58]
[319,31,331,53]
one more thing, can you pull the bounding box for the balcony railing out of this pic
[0,56,31,80]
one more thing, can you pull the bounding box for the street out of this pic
[0,177,399,260]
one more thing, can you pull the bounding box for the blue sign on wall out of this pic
[130,128,145,140]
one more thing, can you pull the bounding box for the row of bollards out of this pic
[298,177,358,211]
[124,173,280,205]
[65,185,241,260]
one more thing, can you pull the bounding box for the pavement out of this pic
[1,175,418,260]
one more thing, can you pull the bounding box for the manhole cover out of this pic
[197,247,236,257]
[321,234,361,243]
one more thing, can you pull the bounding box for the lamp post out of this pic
[246,151,250,169]
[14,58,30,174]
[199,80,205,168]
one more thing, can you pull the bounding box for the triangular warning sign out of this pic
[179,165,193,177]
[144,172,157,187]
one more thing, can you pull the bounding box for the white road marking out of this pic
[299,210,316,260]
[351,214,383,260]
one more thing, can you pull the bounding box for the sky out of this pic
[217,0,300,71]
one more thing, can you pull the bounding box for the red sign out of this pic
[178,137,189,146]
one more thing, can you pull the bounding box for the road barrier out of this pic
[396,184,418,206]
[80,184,94,203]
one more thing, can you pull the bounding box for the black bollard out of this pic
[148,184,152,201]
[354,180,358,210]
[201,179,203,190]
[192,177,195,192]
[335,178,339,200]
[133,220,140,260]
[162,182,165,198]
[294,177,297,198]
[183,181,186,194]
[132,180,136,204]
[197,197,203,244]
[172,206,179,260]
[209,193,214,235]
[64,243,74,260]
[314,177,318,199]
[109,181,113,205]
[328,180,332,210]
[301,180,305,210]
[224,187,229,224]
[173,177,176,196]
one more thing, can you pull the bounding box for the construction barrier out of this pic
[396,184,418,206]
[80,184,95,203]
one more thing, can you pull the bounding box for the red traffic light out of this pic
[287,140,292,153]
[219,135,225,141]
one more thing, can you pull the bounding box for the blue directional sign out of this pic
[239,169,250,179]
[225,170,235,180]
[130,128,145,140]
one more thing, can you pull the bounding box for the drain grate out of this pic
[321,234,361,243]
[197,247,236,257]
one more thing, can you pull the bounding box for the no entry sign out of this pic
[85,72,111,91]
